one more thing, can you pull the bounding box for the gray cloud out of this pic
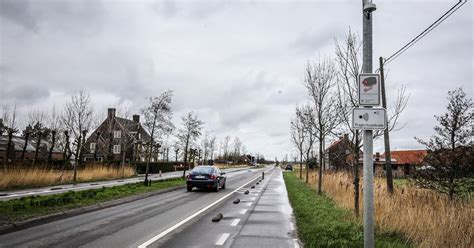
[0,0,472,159]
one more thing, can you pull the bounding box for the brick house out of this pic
[326,134,360,171]
[380,150,427,177]
[82,108,154,163]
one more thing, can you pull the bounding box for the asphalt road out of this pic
[0,166,298,248]
[0,167,248,201]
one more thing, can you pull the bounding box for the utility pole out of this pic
[362,1,376,248]
[380,57,394,194]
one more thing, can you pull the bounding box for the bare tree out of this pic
[415,88,473,200]
[1,104,19,169]
[291,106,306,179]
[297,104,317,183]
[208,136,217,161]
[141,90,174,185]
[176,112,204,178]
[222,135,230,161]
[62,90,93,183]
[47,106,61,166]
[334,30,409,215]
[303,58,341,194]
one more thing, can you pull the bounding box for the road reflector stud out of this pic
[233,198,240,204]
[212,213,223,222]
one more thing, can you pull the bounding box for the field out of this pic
[296,169,473,248]
[0,165,136,190]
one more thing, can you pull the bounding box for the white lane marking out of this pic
[293,239,300,248]
[246,202,252,207]
[215,233,230,246]
[137,175,262,248]
[290,223,294,231]
[240,209,247,214]
[230,218,240,226]
[249,197,256,201]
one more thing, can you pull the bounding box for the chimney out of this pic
[108,108,116,119]
[133,115,140,123]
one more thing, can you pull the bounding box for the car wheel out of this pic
[214,183,220,192]
[187,186,193,192]
[221,182,226,189]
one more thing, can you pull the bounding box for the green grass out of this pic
[0,178,184,225]
[283,173,412,248]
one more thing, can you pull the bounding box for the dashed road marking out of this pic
[216,233,230,246]
[249,197,256,201]
[290,223,294,231]
[230,218,240,226]
[246,202,252,207]
[137,174,262,248]
[240,209,247,214]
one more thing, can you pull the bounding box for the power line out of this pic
[383,0,467,66]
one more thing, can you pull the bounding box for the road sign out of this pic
[358,73,380,106]
[352,108,386,130]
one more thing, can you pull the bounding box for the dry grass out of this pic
[0,166,136,190]
[302,169,473,248]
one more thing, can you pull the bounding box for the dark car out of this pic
[186,166,226,192]
[285,164,293,171]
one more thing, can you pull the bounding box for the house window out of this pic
[90,143,96,152]
[114,131,121,139]
[113,145,121,154]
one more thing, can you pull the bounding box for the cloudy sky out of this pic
[0,0,472,160]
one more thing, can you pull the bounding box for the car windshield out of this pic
[192,167,215,174]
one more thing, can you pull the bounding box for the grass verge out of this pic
[283,172,411,248]
[0,178,184,226]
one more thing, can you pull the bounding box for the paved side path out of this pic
[231,168,300,248]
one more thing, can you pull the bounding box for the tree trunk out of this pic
[33,132,42,166]
[48,130,56,166]
[182,138,189,178]
[145,121,156,186]
[22,132,30,163]
[5,130,14,168]
[318,132,323,194]
[299,152,303,179]
[353,131,360,217]
[73,135,82,183]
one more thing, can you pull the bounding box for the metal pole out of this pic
[362,1,375,247]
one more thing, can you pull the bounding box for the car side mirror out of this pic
[221,172,226,175]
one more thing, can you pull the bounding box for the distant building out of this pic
[0,135,63,163]
[326,134,360,171]
[82,108,153,163]
[325,134,427,178]
[380,150,428,177]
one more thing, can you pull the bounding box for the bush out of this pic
[133,162,182,174]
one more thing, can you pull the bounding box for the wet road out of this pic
[153,167,299,248]
[0,166,301,247]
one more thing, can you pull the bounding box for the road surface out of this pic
[0,166,299,248]
[0,167,248,201]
